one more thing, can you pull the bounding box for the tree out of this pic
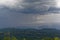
[54,37,60,40]
[4,32,11,40]
[42,37,53,40]
[4,36,10,40]
[11,36,18,40]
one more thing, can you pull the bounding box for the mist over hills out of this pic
[0,23,60,30]
[14,24,60,30]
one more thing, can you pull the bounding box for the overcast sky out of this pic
[0,0,60,28]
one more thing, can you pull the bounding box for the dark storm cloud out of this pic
[1,0,58,14]
[22,0,55,14]
[9,0,58,14]
[0,0,59,15]
[14,7,60,14]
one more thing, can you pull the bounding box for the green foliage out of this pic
[42,37,53,40]
[4,36,10,40]
[11,36,18,40]
[54,37,60,40]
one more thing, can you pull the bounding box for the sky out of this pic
[0,0,60,28]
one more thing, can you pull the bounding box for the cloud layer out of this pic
[0,0,59,14]
[0,0,60,28]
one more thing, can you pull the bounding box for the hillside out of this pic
[0,28,60,40]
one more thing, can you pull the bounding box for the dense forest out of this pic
[0,28,60,40]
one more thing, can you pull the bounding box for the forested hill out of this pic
[0,28,60,37]
[0,28,60,40]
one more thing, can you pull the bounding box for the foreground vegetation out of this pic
[2,35,60,40]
